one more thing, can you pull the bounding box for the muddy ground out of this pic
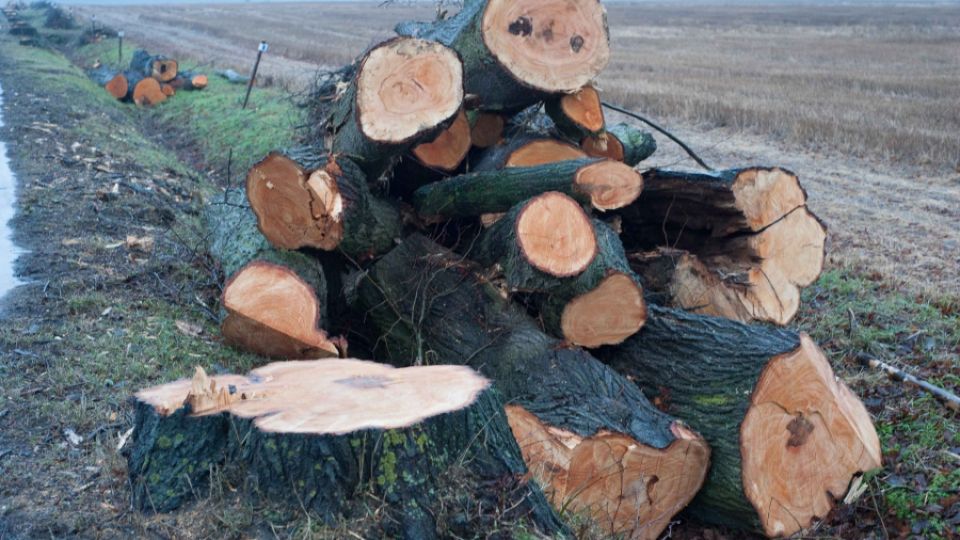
[0,7,957,540]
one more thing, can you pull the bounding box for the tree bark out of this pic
[353,234,710,540]
[325,37,464,179]
[396,0,610,111]
[472,132,587,172]
[414,157,642,219]
[128,361,566,538]
[596,305,882,537]
[129,48,178,82]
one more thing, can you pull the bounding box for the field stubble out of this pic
[73,2,960,294]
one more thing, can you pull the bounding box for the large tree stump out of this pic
[597,306,882,537]
[129,360,566,538]
[354,234,711,539]
[414,158,642,219]
[245,152,401,260]
[396,0,610,112]
[325,37,464,179]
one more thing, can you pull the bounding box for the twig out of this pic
[857,354,960,412]
[601,101,714,171]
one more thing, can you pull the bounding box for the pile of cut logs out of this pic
[130,1,881,538]
[89,49,208,106]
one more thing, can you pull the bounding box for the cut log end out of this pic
[504,139,587,168]
[516,192,597,277]
[137,359,490,435]
[741,335,881,537]
[133,78,166,107]
[357,38,464,144]
[152,58,178,82]
[561,85,604,133]
[731,167,807,232]
[412,109,471,171]
[582,132,623,161]
[221,261,340,359]
[507,406,710,540]
[561,272,647,348]
[105,73,128,100]
[470,112,505,148]
[160,83,175,97]
[191,74,208,89]
[481,0,610,92]
[574,160,644,211]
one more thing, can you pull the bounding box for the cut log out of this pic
[170,71,208,91]
[414,158,642,219]
[354,234,711,539]
[130,48,178,82]
[396,0,610,111]
[538,219,647,348]
[467,111,504,148]
[245,152,401,259]
[218,69,249,84]
[89,66,128,100]
[582,123,657,167]
[597,306,882,537]
[221,261,341,359]
[160,83,175,97]
[474,134,588,172]
[327,37,464,179]
[411,109,471,172]
[132,77,166,106]
[546,84,605,139]
[476,192,597,290]
[621,167,809,240]
[128,360,566,537]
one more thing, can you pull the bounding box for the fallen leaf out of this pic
[175,320,203,337]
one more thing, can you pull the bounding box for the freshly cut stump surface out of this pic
[246,153,319,250]
[357,38,464,144]
[412,109,471,171]
[506,405,709,540]
[561,271,647,348]
[505,139,587,167]
[221,261,340,359]
[481,0,610,92]
[574,160,644,211]
[517,192,597,277]
[741,336,882,537]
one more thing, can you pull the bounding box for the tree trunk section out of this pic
[396,0,610,111]
[89,66,128,100]
[326,37,464,179]
[410,108,472,172]
[414,158,642,219]
[245,152,401,260]
[545,84,605,139]
[353,234,710,540]
[582,123,657,167]
[467,110,505,148]
[472,133,587,172]
[130,48,178,82]
[128,361,566,538]
[596,306,882,537]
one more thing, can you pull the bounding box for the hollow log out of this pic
[582,123,657,167]
[326,37,464,179]
[414,158,642,219]
[467,110,504,148]
[537,219,647,348]
[245,152,401,260]
[475,192,597,290]
[596,306,882,537]
[353,234,711,539]
[546,84,605,139]
[221,261,341,359]
[89,65,128,100]
[621,167,809,241]
[411,109,471,172]
[396,0,610,112]
[130,48,178,82]
[128,360,566,538]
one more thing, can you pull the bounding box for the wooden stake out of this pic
[242,41,267,110]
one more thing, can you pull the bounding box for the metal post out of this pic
[118,31,124,63]
[242,41,268,110]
